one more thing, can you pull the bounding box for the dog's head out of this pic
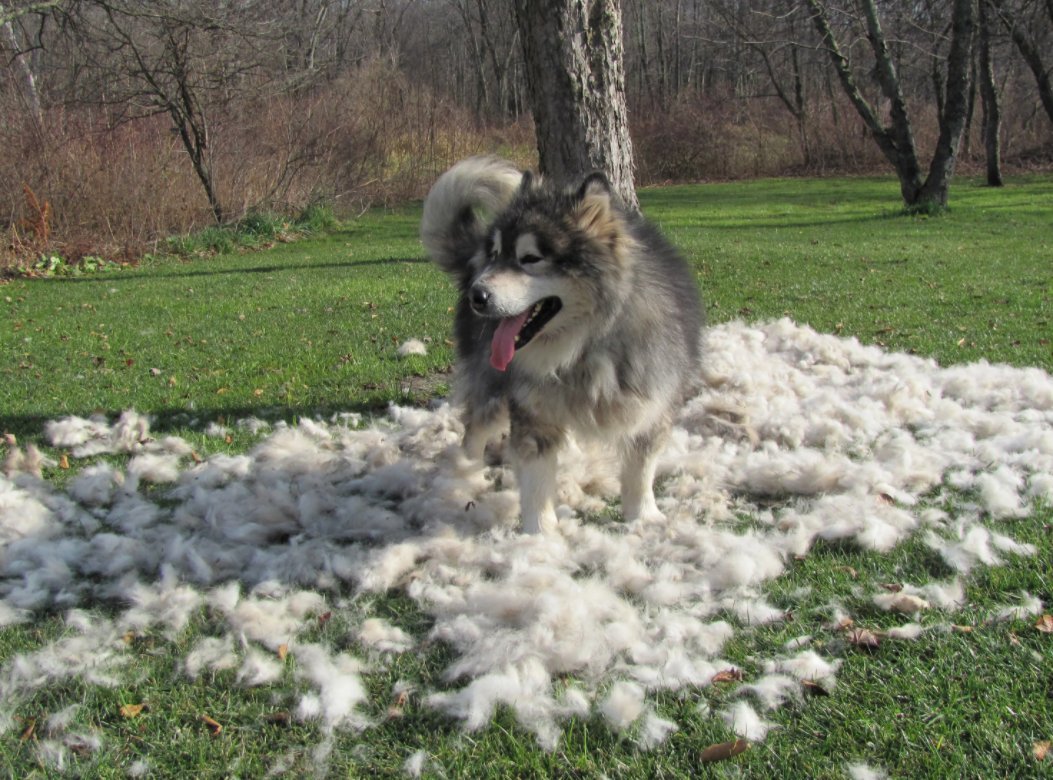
[469,172,635,372]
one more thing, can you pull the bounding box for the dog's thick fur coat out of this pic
[421,157,704,532]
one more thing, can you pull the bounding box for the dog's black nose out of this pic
[470,285,490,314]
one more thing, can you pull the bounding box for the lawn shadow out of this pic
[45,256,429,285]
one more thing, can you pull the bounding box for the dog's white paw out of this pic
[623,496,666,524]
[626,507,666,524]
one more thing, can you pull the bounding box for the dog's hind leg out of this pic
[620,428,668,523]
[509,404,565,534]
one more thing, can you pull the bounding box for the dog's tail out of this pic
[421,156,522,275]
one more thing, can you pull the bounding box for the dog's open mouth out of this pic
[490,297,563,371]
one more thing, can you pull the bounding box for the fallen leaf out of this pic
[801,680,830,697]
[880,583,904,593]
[58,453,70,469]
[1034,741,1051,761]
[318,611,333,626]
[711,669,744,684]
[847,628,881,648]
[120,703,145,718]
[388,690,410,718]
[889,594,929,614]
[263,711,292,727]
[1035,615,1053,634]
[700,739,750,763]
[951,624,974,634]
[201,714,223,736]
[277,644,288,661]
[19,718,36,742]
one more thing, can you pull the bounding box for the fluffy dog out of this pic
[421,157,704,532]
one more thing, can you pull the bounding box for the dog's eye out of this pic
[519,254,543,265]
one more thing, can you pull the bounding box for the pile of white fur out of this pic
[1,319,1050,772]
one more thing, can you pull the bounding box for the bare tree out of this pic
[513,0,638,209]
[62,1,298,225]
[806,0,976,210]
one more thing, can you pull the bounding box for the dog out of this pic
[421,157,704,533]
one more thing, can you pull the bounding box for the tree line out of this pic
[1,0,1051,263]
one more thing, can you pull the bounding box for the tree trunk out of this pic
[807,0,975,210]
[978,0,1003,186]
[513,0,638,210]
[990,0,1053,126]
[1,13,44,125]
[806,0,922,204]
[917,0,975,209]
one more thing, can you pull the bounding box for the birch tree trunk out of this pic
[1,4,46,125]
[513,0,638,210]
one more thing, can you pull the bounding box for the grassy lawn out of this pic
[1,175,1051,777]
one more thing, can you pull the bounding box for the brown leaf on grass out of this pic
[951,624,974,634]
[277,643,288,661]
[700,739,750,763]
[201,714,223,736]
[1035,615,1053,634]
[58,453,70,469]
[847,628,881,649]
[1034,741,1051,761]
[888,594,929,614]
[318,611,333,626]
[711,669,744,684]
[801,680,831,697]
[263,711,292,727]
[119,703,145,718]
[880,582,904,593]
[19,717,36,742]
[388,690,411,719]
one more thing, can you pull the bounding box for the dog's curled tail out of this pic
[421,156,522,275]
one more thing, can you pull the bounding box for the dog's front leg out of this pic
[620,428,668,523]
[515,452,559,534]
[510,404,564,534]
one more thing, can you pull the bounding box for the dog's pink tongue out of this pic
[490,311,530,371]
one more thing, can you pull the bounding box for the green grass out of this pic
[1,175,1052,777]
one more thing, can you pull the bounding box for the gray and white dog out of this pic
[421,157,704,533]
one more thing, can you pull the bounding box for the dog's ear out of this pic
[572,171,620,239]
[576,172,612,202]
